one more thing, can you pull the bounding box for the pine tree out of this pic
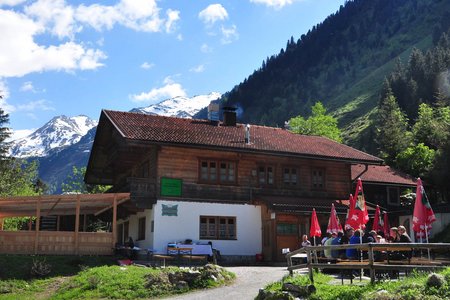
[0,104,11,170]
[375,91,411,164]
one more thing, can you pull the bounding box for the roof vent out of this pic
[245,124,251,144]
[208,103,220,122]
[222,106,237,126]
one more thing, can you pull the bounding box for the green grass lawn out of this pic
[259,268,450,300]
[0,255,235,299]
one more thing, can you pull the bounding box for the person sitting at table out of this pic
[324,232,336,258]
[331,232,343,258]
[346,230,361,259]
[389,227,400,243]
[398,226,412,243]
[301,234,311,247]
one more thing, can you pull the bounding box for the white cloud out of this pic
[0,80,15,113]
[221,25,239,44]
[190,64,205,73]
[130,78,187,102]
[0,0,26,6]
[176,33,183,41]
[75,0,165,33]
[165,8,180,33]
[20,81,35,92]
[200,43,212,53]
[25,0,80,39]
[198,4,228,25]
[140,62,154,69]
[0,0,178,78]
[0,9,106,77]
[17,99,55,111]
[249,0,296,9]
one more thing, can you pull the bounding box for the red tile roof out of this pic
[103,110,383,163]
[351,164,416,186]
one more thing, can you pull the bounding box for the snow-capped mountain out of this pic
[130,92,221,118]
[9,115,98,158]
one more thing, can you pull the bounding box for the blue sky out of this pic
[0,0,346,139]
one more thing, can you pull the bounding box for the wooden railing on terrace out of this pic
[286,243,450,284]
[0,231,113,255]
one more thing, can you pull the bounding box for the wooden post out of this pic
[112,194,118,251]
[0,218,3,231]
[368,243,375,284]
[34,197,41,255]
[74,194,80,255]
[307,249,314,283]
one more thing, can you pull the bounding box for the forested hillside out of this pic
[210,0,450,152]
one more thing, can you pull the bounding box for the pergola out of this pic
[0,193,130,255]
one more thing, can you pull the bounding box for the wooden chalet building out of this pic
[85,109,383,262]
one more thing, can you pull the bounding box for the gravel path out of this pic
[165,266,288,300]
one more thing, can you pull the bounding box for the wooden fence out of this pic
[286,243,450,284]
[0,231,113,255]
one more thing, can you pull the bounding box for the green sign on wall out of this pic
[160,177,182,197]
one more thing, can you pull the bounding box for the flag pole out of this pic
[425,223,431,260]
[359,224,363,281]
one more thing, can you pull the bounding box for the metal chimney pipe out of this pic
[245,124,251,144]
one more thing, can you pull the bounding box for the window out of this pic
[387,187,400,205]
[138,217,146,240]
[276,223,298,235]
[199,160,236,184]
[258,165,274,186]
[200,216,236,240]
[312,169,325,189]
[140,161,149,178]
[283,167,298,186]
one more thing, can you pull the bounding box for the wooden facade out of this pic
[0,193,128,255]
[85,110,385,261]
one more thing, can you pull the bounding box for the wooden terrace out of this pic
[0,193,130,255]
[286,243,450,284]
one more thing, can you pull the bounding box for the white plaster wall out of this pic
[117,208,155,249]
[399,213,450,242]
[153,200,262,255]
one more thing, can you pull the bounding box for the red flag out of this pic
[344,194,354,230]
[310,208,322,238]
[412,178,436,233]
[346,178,369,230]
[327,203,341,234]
[383,211,390,239]
[372,205,381,232]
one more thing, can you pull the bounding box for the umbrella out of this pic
[346,178,369,230]
[327,203,341,234]
[372,205,381,232]
[310,208,322,246]
[412,178,436,240]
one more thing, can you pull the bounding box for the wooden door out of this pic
[262,220,274,261]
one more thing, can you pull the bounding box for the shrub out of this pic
[426,273,445,289]
[30,258,51,278]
